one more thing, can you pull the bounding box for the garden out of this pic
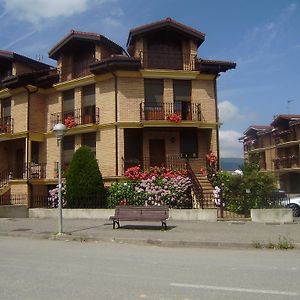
[48,146,193,209]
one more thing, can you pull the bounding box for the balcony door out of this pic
[174,80,191,120]
[82,84,95,124]
[149,139,165,167]
[144,79,164,120]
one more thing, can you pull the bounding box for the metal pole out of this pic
[58,138,63,234]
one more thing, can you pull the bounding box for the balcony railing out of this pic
[273,157,300,169]
[50,106,100,129]
[140,102,201,121]
[123,155,187,173]
[5,163,47,180]
[273,129,297,144]
[0,116,14,134]
[138,51,197,71]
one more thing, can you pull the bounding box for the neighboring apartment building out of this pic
[0,18,235,205]
[241,115,300,193]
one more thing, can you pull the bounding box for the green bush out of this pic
[65,146,105,208]
[211,161,276,215]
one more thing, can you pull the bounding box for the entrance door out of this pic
[149,139,165,167]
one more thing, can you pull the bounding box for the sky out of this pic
[0,0,299,158]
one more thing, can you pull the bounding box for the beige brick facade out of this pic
[1,19,235,201]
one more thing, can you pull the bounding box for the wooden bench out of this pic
[110,205,169,229]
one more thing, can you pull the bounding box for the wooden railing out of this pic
[140,102,201,121]
[138,51,197,71]
[50,106,100,130]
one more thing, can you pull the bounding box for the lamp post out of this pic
[53,123,67,234]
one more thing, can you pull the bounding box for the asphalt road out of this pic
[1,237,299,300]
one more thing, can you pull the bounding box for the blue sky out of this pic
[1,0,299,158]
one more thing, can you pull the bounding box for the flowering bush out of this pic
[64,116,77,128]
[167,113,182,123]
[108,169,192,208]
[48,185,66,208]
[124,165,187,180]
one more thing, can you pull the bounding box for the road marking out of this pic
[170,283,299,296]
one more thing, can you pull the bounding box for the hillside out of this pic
[220,157,244,171]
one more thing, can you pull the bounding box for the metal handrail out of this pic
[186,160,204,208]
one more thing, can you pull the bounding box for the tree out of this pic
[65,146,105,208]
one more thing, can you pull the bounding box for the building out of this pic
[0,18,235,206]
[241,115,300,193]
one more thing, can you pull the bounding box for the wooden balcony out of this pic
[138,51,196,71]
[0,116,14,134]
[273,129,297,144]
[140,102,201,122]
[58,58,96,82]
[50,106,100,130]
[273,157,300,170]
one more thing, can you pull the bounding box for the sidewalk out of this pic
[0,217,300,249]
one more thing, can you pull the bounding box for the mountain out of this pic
[220,157,244,171]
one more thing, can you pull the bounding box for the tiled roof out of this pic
[49,30,123,60]
[127,18,205,48]
[271,114,300,126]
[0,50,52,69]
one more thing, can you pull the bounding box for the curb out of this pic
[1,231,300,250]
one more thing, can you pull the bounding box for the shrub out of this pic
[65,146,105,208]
[210,161,276,215]
[108,174,192,208]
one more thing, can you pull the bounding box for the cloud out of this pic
[2,0,87,24]
[1,0,115,24]
[219,130,243,158]
[218,100,240,123]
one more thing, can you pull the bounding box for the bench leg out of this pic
[113,220,120,229]
[162,221,167,230]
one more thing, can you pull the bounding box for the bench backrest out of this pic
[115,205,169,220]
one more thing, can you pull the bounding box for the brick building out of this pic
[0,18,235,205]
[241,115,300,193]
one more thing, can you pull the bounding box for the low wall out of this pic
[29,208,217,221]
[0,205,28,218]
[251,208,293,223]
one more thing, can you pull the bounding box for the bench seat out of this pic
[109,205,169,229]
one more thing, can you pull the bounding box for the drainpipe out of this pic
[24,85,39,204]
[213,75,221,171]
[107,65,119,176]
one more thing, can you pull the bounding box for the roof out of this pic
[243,125,272,136]
[1,69,58,89]
[49,30,124,60]
[127,18,205,49]
[89,55,141,75]
[197,59,236,73]
[271,114,300,127]
[0,50,52,69]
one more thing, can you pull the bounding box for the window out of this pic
[62,135,75,164]
[82,132,96,157]
[2,98,11,118]
[63,90,74,113]
[144,79,164,120]
[82,85,95,123]
[180,129,198,158]
[144,79,163,105]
